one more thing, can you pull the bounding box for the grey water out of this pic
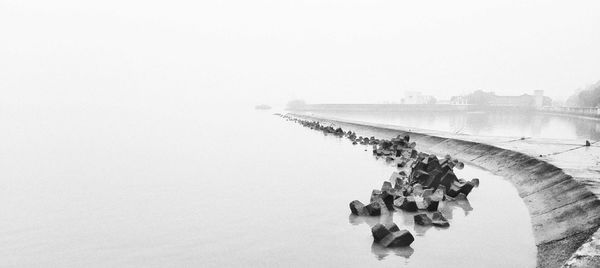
[303,109,600,141]
[0,104,535,267]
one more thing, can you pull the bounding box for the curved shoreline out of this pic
[290,113,600,268]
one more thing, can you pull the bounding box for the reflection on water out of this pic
[413,224,433,236]
[307,110,600,140]
[440,199,474,219]
[348,194,475,255]
[371,242,415,261]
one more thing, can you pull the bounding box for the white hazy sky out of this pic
[1,0,599,107]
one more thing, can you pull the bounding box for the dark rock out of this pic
[349,200,366,215]
[431,186,445,201]
[425,155,441,173]
[470,178,480,187]
[370,189,382,202]
[401,187,411,197]
[459,182,475,196]
[390,172,405,189]
[365,201,382,216]
[380,230,415,247]
[386,188,400,197]
[422,169,442,189]
[398,196,418,212]
[381,181,393,192]
[422,189,433,199]
[412,170,430,185]
[439,161,454,174]
[439,171,458,192]
[371,223,403,243]
[447,180,475,198]
[379,191,396,211]
[394,186,404,195]
[381,141,393,150]
[404,135,410,142]
[414,213,433,225]
[391,135,406,146]
[393,196,405,209]
[431,212,449,227]
[427,200,439,211]
[386,223,400,232]
[411,159,426,174]
[446,182,463,198]
[371,224,392,242]
[410,149,418,158]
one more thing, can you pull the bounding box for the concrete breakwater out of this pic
[541,106,600,119]
[287,113,600,268]
[283,115,481,251]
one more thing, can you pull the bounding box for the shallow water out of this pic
[0,105,535,267]
[304,109,600,140]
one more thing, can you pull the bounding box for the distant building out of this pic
[402,91,436,104]
[450,95,468,105]
[451,90,550,108]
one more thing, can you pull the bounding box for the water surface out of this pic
[0,105,535,267]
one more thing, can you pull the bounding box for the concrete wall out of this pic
[541,106,600,118]
[292,114,600,268]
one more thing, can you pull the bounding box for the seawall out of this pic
[541,106,600,118]
[291,113,600,268]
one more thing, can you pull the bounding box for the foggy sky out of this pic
[1,0,599,107]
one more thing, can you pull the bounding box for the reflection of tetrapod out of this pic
[371,242,414,261]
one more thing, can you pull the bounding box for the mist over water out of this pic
[0,104,535,267]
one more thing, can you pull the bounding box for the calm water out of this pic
[304,109,600,140]
[0,105,535,267]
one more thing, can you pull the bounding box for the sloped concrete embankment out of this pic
[292,114,600,268]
